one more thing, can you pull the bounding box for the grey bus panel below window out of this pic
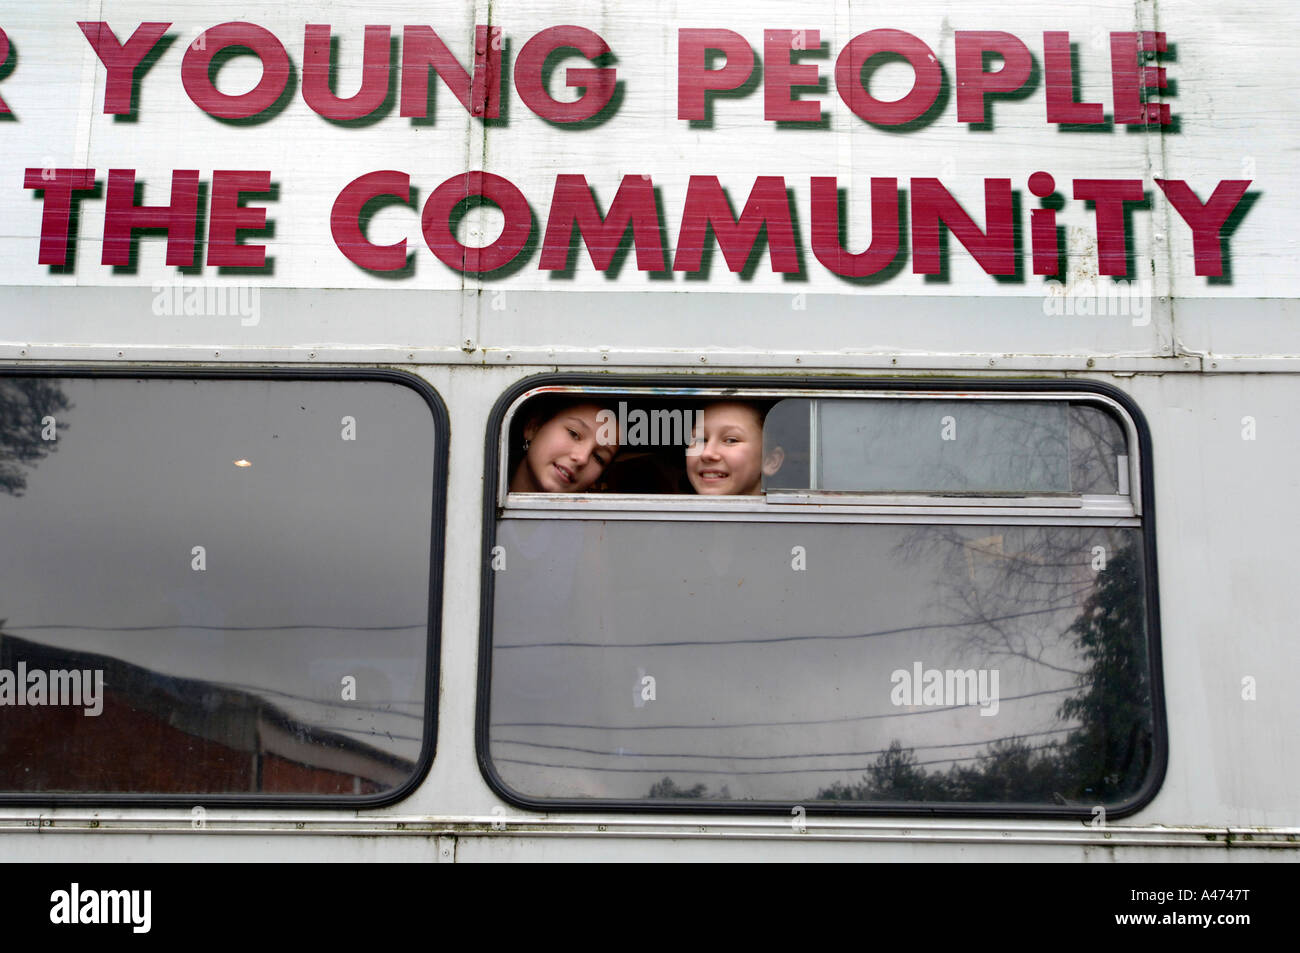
[0,374,439,801]
[488,518,1153,808]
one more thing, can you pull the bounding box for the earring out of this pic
[522,438,531,451]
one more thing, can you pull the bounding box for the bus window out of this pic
[0,371,445,804]
[481,380,1163,816]
[765,398,1128,496]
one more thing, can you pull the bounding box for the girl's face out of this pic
[513,403,618,493]
[686,403,783,496]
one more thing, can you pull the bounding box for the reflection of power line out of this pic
[495,606,1072,650]
[494,726,1073,761]
[328,725,423,743]
[221,681,424,719]
[497,740,1065,777]
[8,623,425,632]
[491,685,1077,732]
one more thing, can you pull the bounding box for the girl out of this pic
[510,400,620,493]
[685,400,784,496]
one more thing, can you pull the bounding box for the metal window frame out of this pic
[0,365,449,809]
[478,373,1167,820]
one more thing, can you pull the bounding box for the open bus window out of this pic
[483,380,1163,816]
[0,371,444,804]
[503,394,793,496]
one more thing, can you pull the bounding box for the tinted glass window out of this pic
[489,520,1152,806]
[0,374,439,800]
[766,399,1127,495]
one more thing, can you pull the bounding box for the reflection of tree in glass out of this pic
[648,777,708,799]
[817,742,949,801]
[1068,404,1127,494]
[898,523,1094,679]
[815,738,1067,803]
[0,379,72,496]
[814,538,1151,806]
[944,737,1068,802]
[944,401,1070,492]
[1056,541,1152,800]
[1,379,73,723]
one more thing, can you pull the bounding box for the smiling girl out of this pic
[510,401,620,493]
[685,400,784,496]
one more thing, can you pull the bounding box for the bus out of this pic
[0,0,1296,861]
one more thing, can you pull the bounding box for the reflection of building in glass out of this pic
[0,634,413,796]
